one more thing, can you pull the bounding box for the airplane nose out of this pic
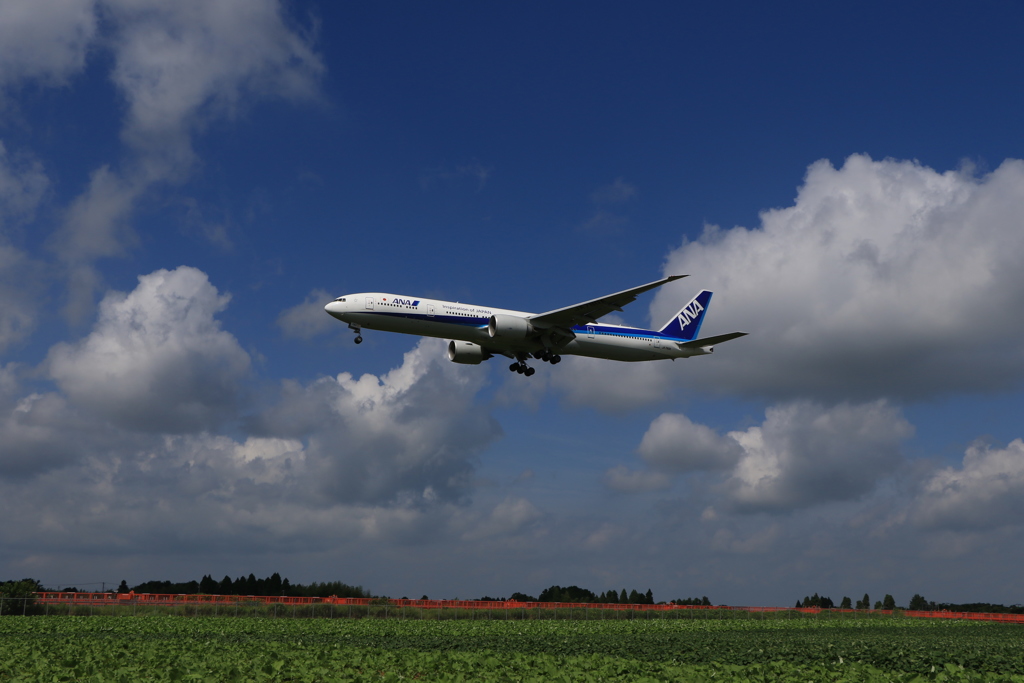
[325,301,345,319]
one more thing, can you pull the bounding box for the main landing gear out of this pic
[348,322,363,344]
[509,349,563,377]
[509,361,535,376]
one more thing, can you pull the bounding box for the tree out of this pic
[840,596,852,609]
[0,579,44,615]
[619,589,628,603]
[908,594,929,610]
[882,594,896,611]
[199,574,217,594]
[627,589,641,604]
[874,600,882,610]
[645,589,654,605]
[857,593,870,610]
[117,580,130,594]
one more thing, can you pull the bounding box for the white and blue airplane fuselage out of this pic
[324,275,745,376]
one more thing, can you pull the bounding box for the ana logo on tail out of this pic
[678,299,704,327]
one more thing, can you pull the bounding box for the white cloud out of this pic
[648,155,1024,402]
[622,401,913,514]
[47,266,251,433]
[277,289,335,339]
[0,0,97,89]
[722,401,913,512]
[912,439,1024,531]
[557,156,1024,410]
[638,413,743,472]
[252,338,502,505]
[104,0,323,172]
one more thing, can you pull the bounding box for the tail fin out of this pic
[658,290,712,341]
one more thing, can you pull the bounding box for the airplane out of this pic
[323,274,746,376]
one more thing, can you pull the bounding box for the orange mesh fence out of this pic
[28,592,1024,623]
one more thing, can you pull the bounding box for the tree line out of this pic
[478,585,710,606]
[796,592,1024,614]
[124,574,369,598]
[796,593,897,610]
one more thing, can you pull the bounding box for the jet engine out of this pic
[447,340,491,364]
[488,314,534,339]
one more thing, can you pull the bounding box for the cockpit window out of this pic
[334,297,346,302]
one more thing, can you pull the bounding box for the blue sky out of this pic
[2,0,1024,607]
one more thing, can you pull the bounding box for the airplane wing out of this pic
[676,331,748,348]
[528,275,688,330]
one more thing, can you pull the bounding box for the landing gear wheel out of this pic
[354,335,363,344]
[509,362,520,372]
[524,367,536,377]
[551,354,561,364]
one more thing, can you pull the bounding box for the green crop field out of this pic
[1,615,1022,682]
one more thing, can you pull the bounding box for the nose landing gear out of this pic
[348,322,363,344]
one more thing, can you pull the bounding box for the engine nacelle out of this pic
[448,340,490,364]
[488,314,534,339]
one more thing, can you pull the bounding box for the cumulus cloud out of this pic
[912,439,1024,531]
[277,289,335,339]
[104,0,323,172]
[722,401,913,512]
[638,413,743,472]
[47,266,251,433]
[251,338,502,505]
[557,156,1024,410]
[623,401,913,513]
[0,0,97,89]
[649,155,1024,402]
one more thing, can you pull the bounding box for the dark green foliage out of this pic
[671,596,711,606]
[840,596,852,609]
[1,615,1023,680]
[799,593,835,609]
[538,585,597,603]
[128,574,368,599]
[117,580,129,594]
[857,593,871,610]
[883,594,897,610]
[933,601,1024,615]
[509,592,536,602]
[909,593,932,610]
[0,578,44,615]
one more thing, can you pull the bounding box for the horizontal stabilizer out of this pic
[676,331,748,349]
